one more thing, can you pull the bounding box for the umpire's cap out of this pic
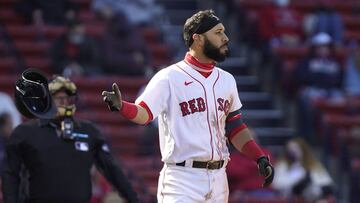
[14,69,57,119]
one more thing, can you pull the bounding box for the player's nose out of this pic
[223,34,229,43]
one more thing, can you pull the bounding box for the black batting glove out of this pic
[257,156,274,187]
[102,83,122,111]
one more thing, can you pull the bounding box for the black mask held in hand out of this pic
[14,68,57,119]
[257,156,275,187]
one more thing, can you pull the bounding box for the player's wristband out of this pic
[119,101,138,120]
[241,140,265,161]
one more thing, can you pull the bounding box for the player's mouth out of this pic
[221,45,228,51]
[220,43,228,49]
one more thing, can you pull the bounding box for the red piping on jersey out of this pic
[212,70,223,160]
[138,101,153,124]
[176,64,214,161]
[184,53,215,74]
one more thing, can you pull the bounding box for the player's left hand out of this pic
[257,156,274,187]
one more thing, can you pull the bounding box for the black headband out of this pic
[188,15,221,46]
[195,15,221,34]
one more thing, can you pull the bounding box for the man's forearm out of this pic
[230,128,253,151]
[230,128,265,161]
[130,104,150,125]
[119,101,150,125]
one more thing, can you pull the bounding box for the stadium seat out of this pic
[0,57,17,75]
[148,43,172,59]
[76,110,131,127]
[345,31,360,42]
[6,25,65,41]
[85,23,106,39]
[342,15,360,31]
[24,57,52,74]
[0,8,24,24]
[352,158,360,170]
[139,27,161,43]
[101,125,144,141]
[72,0,91,10]
[14,41,50,56]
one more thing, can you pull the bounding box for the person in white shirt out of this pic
[272,137,334,202]
[0,92,21,129]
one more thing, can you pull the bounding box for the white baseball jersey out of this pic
[136,61,242,163]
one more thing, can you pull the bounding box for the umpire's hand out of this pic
[102,83,122,111]
[257,156,274,187]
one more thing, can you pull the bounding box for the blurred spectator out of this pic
[229,1,261,49]
[272,137,334,202]
[257,0,304,90]
[303,0,344,45]
[92,0,164,27]
[99,14,150,76]
[0,113,13,175]
[227,129,274,194]
[294,33,344,144]
[344,44,360,97]
[0,113,12,140]
[227,146,276,196]
[15,0,77,26]
[90,168,111,203]
[50,20,102,77]
[258,0,304,49]
[0,92,21,129]
[350,158,360,203]
[103,191,127,203]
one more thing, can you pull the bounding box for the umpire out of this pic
[2,72,138,203]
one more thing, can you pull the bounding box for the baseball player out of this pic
[102,10,274,203]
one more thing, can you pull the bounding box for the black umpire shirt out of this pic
[2,119,138,203]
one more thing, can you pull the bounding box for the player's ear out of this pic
[193,34,204,46]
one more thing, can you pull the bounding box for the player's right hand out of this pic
[102,83,122,111]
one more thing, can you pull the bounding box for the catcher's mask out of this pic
[48,76,77,117]
[14,69,57,119]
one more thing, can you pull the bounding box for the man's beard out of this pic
[203,37,229,62]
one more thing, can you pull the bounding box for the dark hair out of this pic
[183,10,220,47]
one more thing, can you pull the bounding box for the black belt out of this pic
[176,160,225,170]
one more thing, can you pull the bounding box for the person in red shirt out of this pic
[227,130,276,199]
[227,147,274,192]
[258,0,304,48]
[50,20,101,77]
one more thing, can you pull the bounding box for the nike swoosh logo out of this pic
[184,81,193,86]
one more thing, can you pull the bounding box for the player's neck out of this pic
[189,50,215,64]
[184,52,215,78]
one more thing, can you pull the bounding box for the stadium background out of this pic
[0,0,359,202]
